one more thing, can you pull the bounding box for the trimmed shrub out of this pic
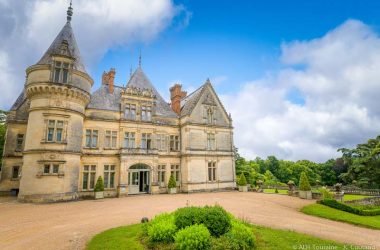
[147,213,177,242]
[202,205,231,237]
[299,172,311,191]
[174,206,204,229]
[94,176,104,192]
[225,220,256,250]
[211,235,240,250]
[168,174,176,189]
[318,199,380,216]
[174,224,211,250]
[237,173,247,186]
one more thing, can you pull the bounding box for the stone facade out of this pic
[0,5,235,202]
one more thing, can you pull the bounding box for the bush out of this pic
[319,187,334,199]
[202,205,231,237]
[211,236,240,250]
[168,174,176,189]
[147,213,177,242]
[299,172,311,191]
[174,206,204,229]
[94,176,104,192]
[225,220,256,250]
[318,199,380,216]
[174,224,211,250]
[237,173,247,186]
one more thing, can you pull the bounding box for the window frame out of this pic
[158,165,166,187]
[42,163,60,175]
[11,166,20,179]
[53,61,70,84]
[82,165,96,190]
[170,164,180,183]
[124,104,137,120]
[170,135,180,151]
[124,132,136,148]
[207,133,216,150]
[208,161,217,182]
[46,120,65,143]
[104,164,116,189]
[85,129,99,148]
[15,134,24,151]
[141,133,152,149]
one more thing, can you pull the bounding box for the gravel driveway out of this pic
[0,192,379,250]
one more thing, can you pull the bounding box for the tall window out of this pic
[104,165,115,189]
[207,107,214,125]
[170,164,180,183]
[43,163,60,174]
[207,133,216,150]
[53,61,70,83]
[47,120,64,142]
[105,130,117,148]
[156,134,167,151]
[125,104,136,120]
[12,166,20,179]
[141,106,152,121]
[85,129,98,148]
[124,132,135,148]
[158,165,166,187]
[16,134,24,151]
[83,165,96,190]
[141,133,152,149]
[170,135,180,151]
[208,161,217,182]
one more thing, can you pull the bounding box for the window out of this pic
[105,130,117,148]
[53,61,70,83]
[207,133,216,150]
[104,165,115,189]
[170,135,180,151]
[125,104,136,120]
[43,164,60,175]
[156,134,167,151]
[158,165,166,187]
[124,132,136,148]
[208,161,217,182]
[85,129,98,148]
[141,133,152,149]
[141,106,152,121]
[12,166,20,179]
[206,107,214,125]
[46,120,64,142]
[170,164,180,183]
[83,165,96,190]
[16,134,24,151]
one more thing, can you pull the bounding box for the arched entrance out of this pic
[128,164,150,194]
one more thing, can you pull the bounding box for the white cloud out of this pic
[221,20,380,162]
[0,0,187,110]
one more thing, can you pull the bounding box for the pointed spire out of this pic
[67,0,73,22]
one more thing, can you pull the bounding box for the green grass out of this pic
[263,188,288,194]
[86,223,348,250]
[301,204,380,230]
[343,194,371,201]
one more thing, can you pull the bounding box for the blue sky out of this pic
[95,0,380,99]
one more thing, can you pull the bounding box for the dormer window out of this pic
[141,106,152,121]
[53,61,70,83]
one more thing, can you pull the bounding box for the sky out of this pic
[1,0,380,162]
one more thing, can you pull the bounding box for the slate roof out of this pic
[36,21,86,73]
[87,85,123,111]
[10,91,26,111]
[180,84,205,116]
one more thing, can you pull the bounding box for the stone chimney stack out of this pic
[102,68,116,94]
[170,84,187,115]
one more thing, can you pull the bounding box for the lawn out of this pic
[301,204,380,230]
[87,223,348,250]
[343,194,371,201]
[263,188,288,194]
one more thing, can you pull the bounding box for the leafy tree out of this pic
[316,159,337,186]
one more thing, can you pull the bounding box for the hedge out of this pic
[318,199,380,216]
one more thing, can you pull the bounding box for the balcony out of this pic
[121,147,158,155]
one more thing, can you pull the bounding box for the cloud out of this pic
[0,0,187,110]
[221,20,380,162]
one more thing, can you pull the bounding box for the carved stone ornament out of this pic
[202,93,216,106]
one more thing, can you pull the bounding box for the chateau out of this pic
[0,4,235,202]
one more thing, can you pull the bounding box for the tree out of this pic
[168,174,177,188]
[299,172,311,191]
[94,176,104,192]
[317,159,337,186]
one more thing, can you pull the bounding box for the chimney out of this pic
[101,68,116,94]
[170,84,187,115]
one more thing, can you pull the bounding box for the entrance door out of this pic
[128,164,150,194]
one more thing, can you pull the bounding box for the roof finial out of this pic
[139,49,142,68]
[67,0,73,23]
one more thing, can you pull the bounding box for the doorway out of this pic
[128,164,150,194]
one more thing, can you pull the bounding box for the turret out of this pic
[18,2,93,202]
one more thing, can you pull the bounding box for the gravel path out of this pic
[0,192,379,250]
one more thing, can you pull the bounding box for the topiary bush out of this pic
[174,206,204,229]
[201,205,232,237]
[237,173,247,186]
[299,172,311,191]
[318,199,380,216]
[174,224,211,250]
[168,174,176,189]
[147,213,177,242]
[94,176,104,192]
[225,220,256,249]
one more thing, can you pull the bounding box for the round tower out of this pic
[18,3,93,202]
